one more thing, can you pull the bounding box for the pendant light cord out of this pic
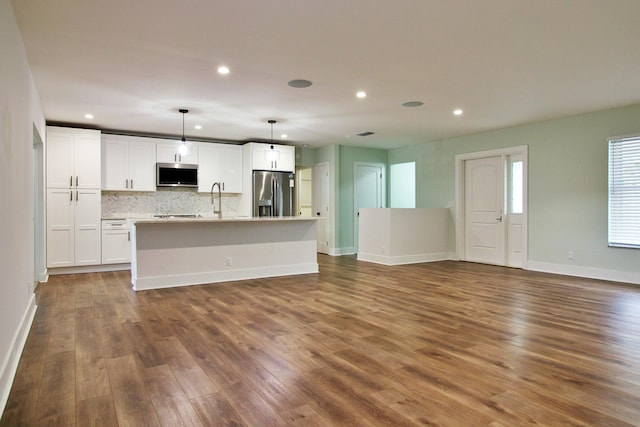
[269,119,276,149]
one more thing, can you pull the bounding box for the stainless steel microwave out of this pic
[156,163,198,188]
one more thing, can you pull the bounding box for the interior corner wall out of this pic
[388,103,640,283]
[0,0,45,414]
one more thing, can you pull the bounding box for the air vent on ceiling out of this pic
[357,131,375,137]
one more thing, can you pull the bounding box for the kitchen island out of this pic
[131,217,318,291]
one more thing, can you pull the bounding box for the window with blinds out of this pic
[608,135,640,248]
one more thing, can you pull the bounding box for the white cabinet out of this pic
[46,188,102,267]
[47,127,101,189]
[46,126,102,268]
[102,135,156,191]
[102,220,131,264]
[248,142,295,172]
[157,141,198,164]
[198,144,243,193]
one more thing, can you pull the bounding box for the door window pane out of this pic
[511,161,523,214]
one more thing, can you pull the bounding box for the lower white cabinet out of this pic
[46,188,101,267]
[102,220,131,264]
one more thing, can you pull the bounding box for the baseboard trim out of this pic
[48,263,131,275]
[0,294,37,415]
[329,247,355,256]
[357,251,452,266]
[527,261,640,285]
[133,263,319,291]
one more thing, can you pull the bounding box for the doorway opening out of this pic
[354,162,385,253]
[33,124,47,284]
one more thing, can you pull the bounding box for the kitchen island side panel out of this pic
[131,219,318,290]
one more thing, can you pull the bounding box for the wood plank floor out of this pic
[2,255,640,426]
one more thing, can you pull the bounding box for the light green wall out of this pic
[338,145,388,251]
[295,146,316,168]
[389,103,640,274]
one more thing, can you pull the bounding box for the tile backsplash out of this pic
[102,188,242,218]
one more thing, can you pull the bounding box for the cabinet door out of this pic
[251,143,275,170]
[102,139,129,190]
[277,145,296,172]
[47,127,101,189]
[102,229,131,264]
[73,130,102,189]
[157,142,198,164]
[197,144,222,193]
[222,146,243,193]
[74,189,102,265]
[46,188,74,267]
[46,130,74,188]
[129,142,156,191]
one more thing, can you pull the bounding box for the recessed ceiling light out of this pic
[194,125,202,130]
[217,65,230,75]
[453,109,463,116]
[281,134,288,139]
[356,91,367,99]
[402,101,424,107]
[84,113,94,119]
[288,79,312,88]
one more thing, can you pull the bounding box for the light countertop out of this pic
[132,216,317,225]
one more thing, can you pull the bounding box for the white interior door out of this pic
[464,156,505,264]
[314,163,330,254]
[354,162,384,252]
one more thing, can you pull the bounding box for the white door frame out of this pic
[455,145,528,267]
[354,162,385,253]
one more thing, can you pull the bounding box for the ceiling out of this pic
[11,0,640,149]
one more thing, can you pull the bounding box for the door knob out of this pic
[496,215,503,222]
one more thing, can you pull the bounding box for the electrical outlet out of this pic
[568,251,574,260]
[226,257,232,266]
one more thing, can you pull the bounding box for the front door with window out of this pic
[457,146,528,268]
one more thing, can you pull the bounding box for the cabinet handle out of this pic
[222,182,225,191]
[70,176,73,187]
[131,179,133,189]
[76,191,79,201]
[70,191,73,202]
[125,179,129,189]
[76,176,79,187]
[127,231,131,241]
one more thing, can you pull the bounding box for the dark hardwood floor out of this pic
[2,255,640,426]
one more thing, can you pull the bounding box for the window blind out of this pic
[608,135,640,248]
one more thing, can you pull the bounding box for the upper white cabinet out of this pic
[47,126,101,189]
[247,142,295,172]
[157,141,198,164]
[198,144,243,193]
[102,135,156,191]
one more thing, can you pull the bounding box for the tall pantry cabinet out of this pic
[46,126,102,268]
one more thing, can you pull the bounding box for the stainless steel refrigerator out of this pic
[253,170,296,217]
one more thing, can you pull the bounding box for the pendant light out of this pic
[178,109,189,156]
[267,120,278,161]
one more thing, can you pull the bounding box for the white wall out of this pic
[389,104,640,284]
[0,0,45,413]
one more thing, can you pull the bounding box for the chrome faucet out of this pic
[211,182,222,218]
